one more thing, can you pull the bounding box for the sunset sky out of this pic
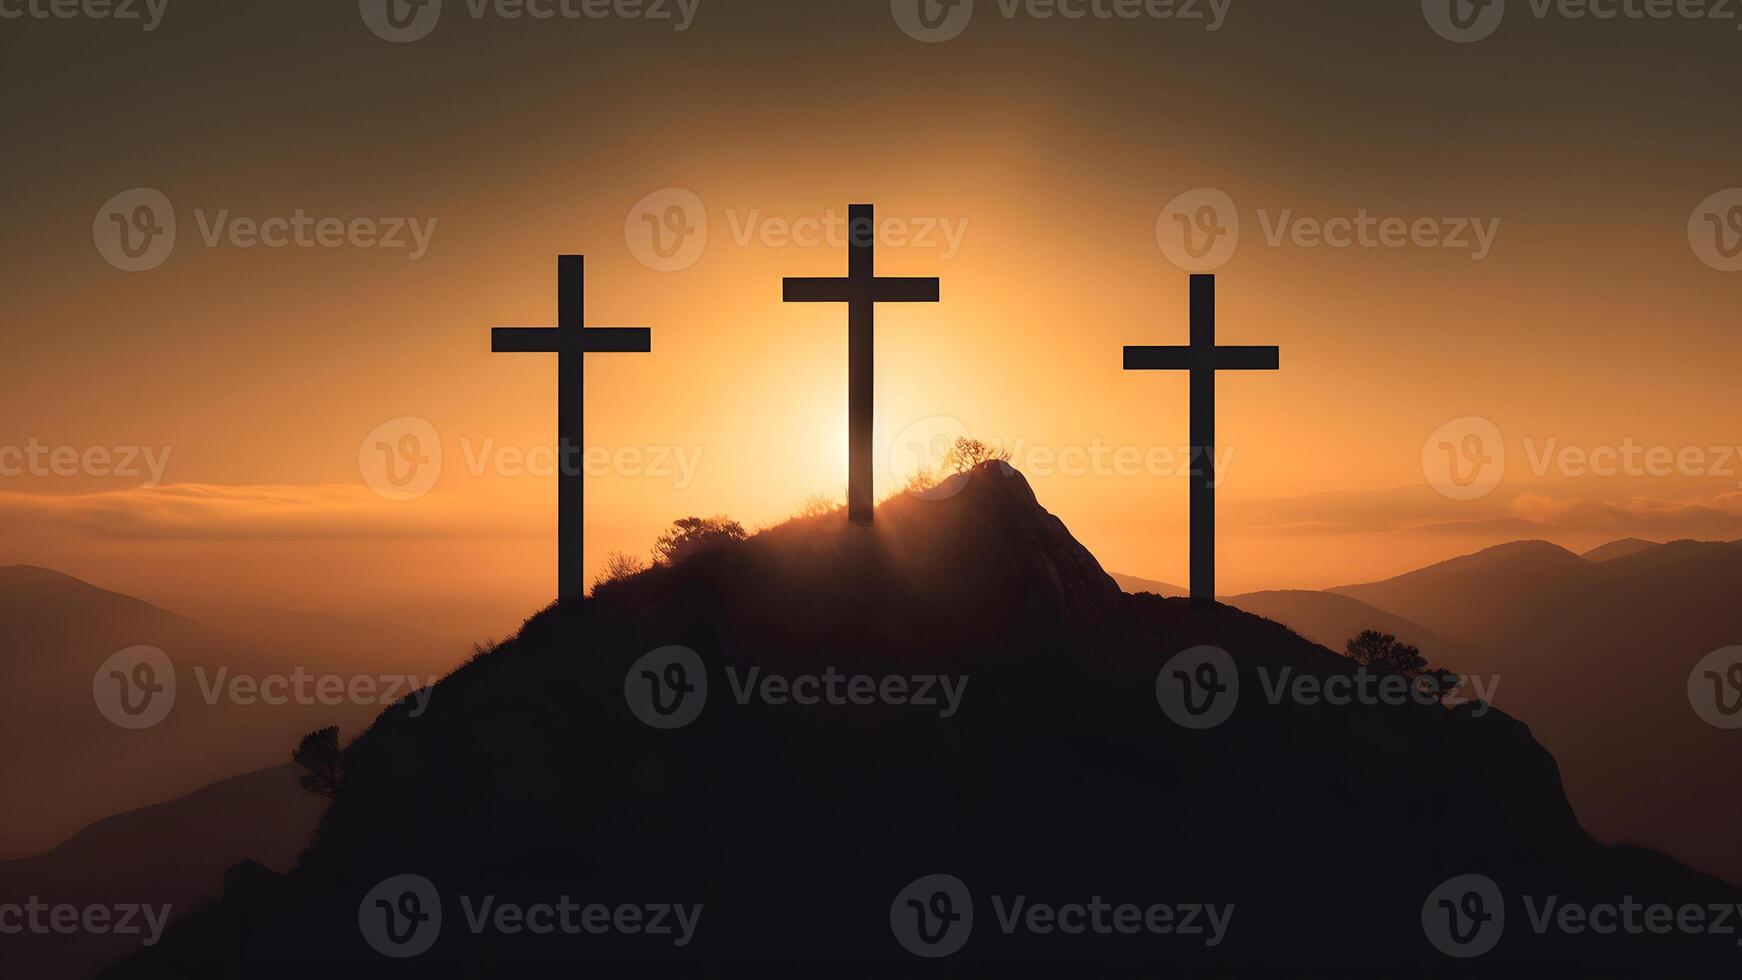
[3,0,1739,643]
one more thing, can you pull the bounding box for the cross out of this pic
[783,204,940,524]
[491,255,651,603]
[1124,274,1279,610]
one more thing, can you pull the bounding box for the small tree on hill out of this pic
[1345,630,1429,675]
[593,550,647,591]
[652,516,747,566]
[292,726,344,799]
[942,437,1011,474]
[1343,630,1462,704]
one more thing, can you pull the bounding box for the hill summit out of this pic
[114,464,1741,977]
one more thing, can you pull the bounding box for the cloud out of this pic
[1236,484,1742,540]
[0,483,538,542]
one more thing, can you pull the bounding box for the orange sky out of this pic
[3,2,1740,642]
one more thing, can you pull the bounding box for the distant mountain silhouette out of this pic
[0,565,449,859]
[108,465,1740,976]
[0,764,322,980]
[1581,537,1661,562]
[1335,539,1742,883]
[1221,589,1460,660]
[1110,572,1187,597]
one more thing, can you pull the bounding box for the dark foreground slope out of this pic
[111,465,1741,978]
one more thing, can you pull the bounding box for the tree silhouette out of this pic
[593,550,647,591]
[1343,630,1461,704]
[292,726,344,799]
[652,516,747,566]
[1344,630,1428,674]
[942,437,1011,473]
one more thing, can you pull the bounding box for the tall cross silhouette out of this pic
[491,255,651,602]
[1124,274,1279,610]
[783,204,940,524]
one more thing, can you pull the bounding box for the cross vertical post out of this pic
[783,204,940,524]
[491,255,652,602]
[1123,274,1279,610]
